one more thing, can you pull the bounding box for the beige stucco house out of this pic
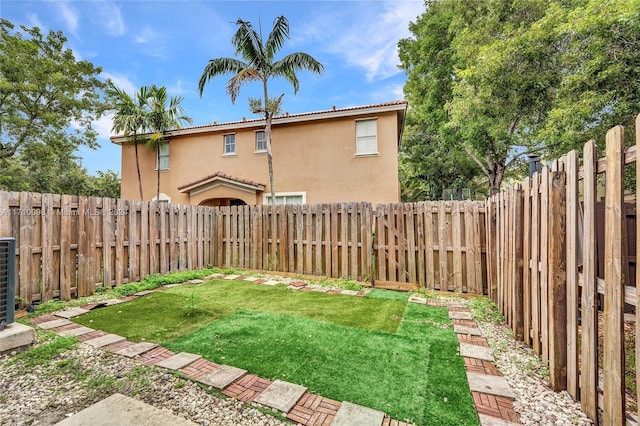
[113,100,408,206]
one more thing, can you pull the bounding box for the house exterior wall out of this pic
[118,104,404,206]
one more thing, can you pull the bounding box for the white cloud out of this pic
[93,112,116,139]
[134,25,158,44]
[167,79,187,96]
[25,13,43,30]
[302,1,423,81]
[98,2,126,37]
[54,0,80,37]
[101,71,137,95]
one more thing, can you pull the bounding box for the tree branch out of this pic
[464,145,489,176]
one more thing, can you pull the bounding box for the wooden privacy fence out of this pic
[0,193,487,304]
[488,115,640,425]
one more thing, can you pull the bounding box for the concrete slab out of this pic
[102,299,126,306]
[449,311,474,320]
[330,401,384,426]
[454,325,482,336]
[199,365,247,389]
[57,326,94,337]
[263,280,280,286]
[467,372,516,399]
[478,414,520,426]
[163,284,182,288]
[287,285,303,291]
[134,290,156,296]
[254,380,307,413]
[224,274,240,280]
[85,334,126,348]
[116,342,158,358]
[340,290,359,296]
[0,322,35,353]
[188,279,205,284]
[154,352,201,370]
[211,273,225,278]
[55,307,89,319]
[54,393,197,426]
[408,295,427,304]
[460,343,495,361]
[37,318,73,330]
[243,276,261,282]
[309,286,329,293]
[448,302,467,309]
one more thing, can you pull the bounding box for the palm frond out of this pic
[232,19,265,67]
[198,57,250,96]
[226,68,261,103]
[265,16,289,62]
[272,52,324,93]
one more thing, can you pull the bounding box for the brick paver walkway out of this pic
[26,272,524,426]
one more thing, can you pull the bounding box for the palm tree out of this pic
[104,82,150,200]
[145,85,192,202]
[198,16,324,206]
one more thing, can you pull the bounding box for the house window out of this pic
[263,192,306,206]
[158,142,169,170]
[224,134,236,155]
[355,119,378,156]
[255,131,267,152]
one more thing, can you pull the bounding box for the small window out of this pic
[255,131,267,152]
[224,134,235,155]
[355,119,378,156]
[264,192,305,206]
[158,142,169,170]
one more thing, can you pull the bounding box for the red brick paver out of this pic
[448,306,471,313]
[464,357,503,376]
[473,391,521,423]
[451,318,478,327]
[222,374,272,403]
[382,417,413,426]
[52,323,82,333]
[287,392,340,425]
[457,334,490,347]
[30,314,58,324]
[103,340,136,353]
[140,346,175,366]
[179,358,220,380]
[77,330,107,342]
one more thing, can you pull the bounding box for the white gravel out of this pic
[0,338,286,426]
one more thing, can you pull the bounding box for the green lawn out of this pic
[73,280,478,425]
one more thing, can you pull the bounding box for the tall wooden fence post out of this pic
[603,125,626,424]
[548,169,567,391]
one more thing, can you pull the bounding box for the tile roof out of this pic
[178,171,266,192]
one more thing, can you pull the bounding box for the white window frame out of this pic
[355,118,378,157]
[255,130,267,153]
[223,134,236,156]
[157,142,169,170]
[263,191,306,206]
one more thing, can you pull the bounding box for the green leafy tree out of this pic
[104,82,150,200]
[0,19,104,160]
[145,85,192,202]
[198,16,324,205]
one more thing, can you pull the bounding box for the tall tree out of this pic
[145,85,192,202]
[104,82,150,200]
[0,19,104,160]
[198,16,324,205]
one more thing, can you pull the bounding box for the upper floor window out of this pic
[255,131,267,152]
[355,119,378,156]
[224,134,236,155]
[158,142,169,170]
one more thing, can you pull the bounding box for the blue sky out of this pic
[3,0,424,175]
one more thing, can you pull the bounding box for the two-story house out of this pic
[113,100,407,206]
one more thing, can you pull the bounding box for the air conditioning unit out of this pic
[0,238,16,331]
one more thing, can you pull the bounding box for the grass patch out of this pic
[10,334,78,367]
[73,280,405,343]
[166,302,476,425]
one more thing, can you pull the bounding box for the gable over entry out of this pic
[177,172,265,206]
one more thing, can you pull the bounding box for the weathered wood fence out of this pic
[487,115,640,425]
[0,194,487,304]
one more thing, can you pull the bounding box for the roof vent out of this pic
[0,238,16,331]
[332,105,336,111]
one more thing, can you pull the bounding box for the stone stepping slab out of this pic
[263,280,280,286]
[288,285,303,291]
[188,279,205,284]
[408,295,427,304]
[467,372,516,399]
[85,334,126,348]
[134,290,156,296]
[254,379,307,413]
[454,325,483,336]
[243,276,261,282]
[449,311,474,320]
[154,352,201,370]
[58,326,95,337]
[331,401,385,426]
[55,307,89,319]
[116,341,158,358]
[460,343,495,362]
[199,365,247,389]
[37,318,73,330]
[340,290,359,296]
[478,413,521,426]
[224,274,241,280]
